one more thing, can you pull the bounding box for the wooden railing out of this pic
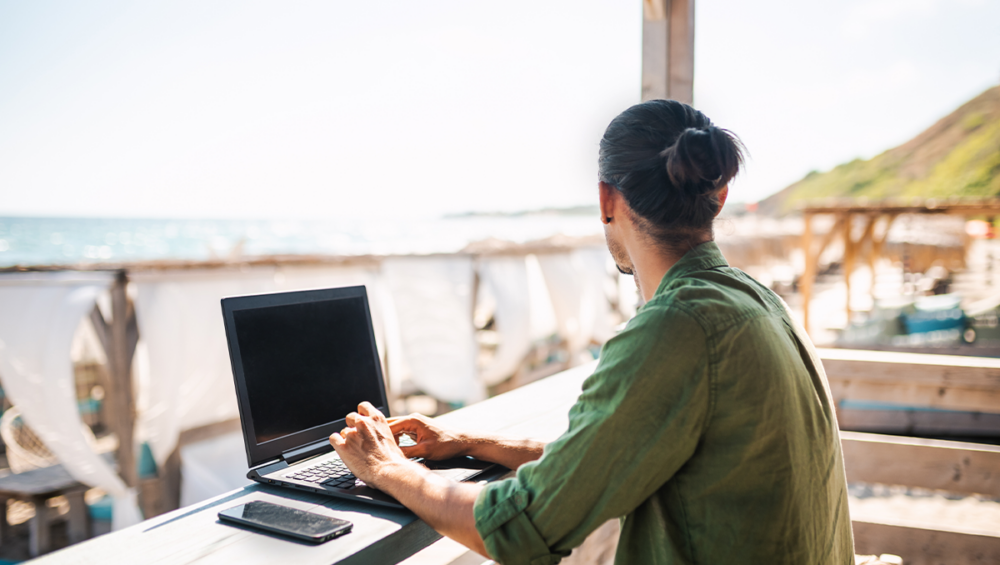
[818,348,1000,564]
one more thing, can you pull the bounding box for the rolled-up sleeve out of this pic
[473,305,711,564]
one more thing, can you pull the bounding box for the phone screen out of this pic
[219,501,352,542]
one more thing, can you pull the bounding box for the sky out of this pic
[1,0,998,219]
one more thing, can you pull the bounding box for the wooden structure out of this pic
[30,349,1000,565]
[820,347,1000,415]
[0,464,90,557]
[799,198,1000,334]
[87,272,141,501]
[642,0,695,104]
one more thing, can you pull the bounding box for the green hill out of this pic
[758,85,1000,215]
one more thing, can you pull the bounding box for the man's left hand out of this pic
[329,402,410,488]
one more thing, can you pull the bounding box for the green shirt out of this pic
[473,242,854,565]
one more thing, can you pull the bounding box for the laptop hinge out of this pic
[282,439,334,466]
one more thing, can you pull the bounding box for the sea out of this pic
[0,213,604,268]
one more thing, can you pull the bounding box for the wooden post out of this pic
[801,214,846,335]
[642,0,695,104]
[842,214,855,320]
[844,214,877,320]
[801,213,814,333]
[28,495,50,557]
[89,271,140,494]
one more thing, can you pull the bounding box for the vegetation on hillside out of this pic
[759,85,1000,215]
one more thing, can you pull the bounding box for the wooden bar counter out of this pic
[31,363,597,565]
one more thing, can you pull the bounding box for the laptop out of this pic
[221,285,496,508]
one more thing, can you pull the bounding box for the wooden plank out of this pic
[819,348,1000,388]
[0,462,85,497]
[641,0,695,104]
[819,348,1000,413]
[800,198,1000,216]
[841,431,1000,497]
[829,379,1000,414]
[852,519,1000,565]
[837,405,1000,436]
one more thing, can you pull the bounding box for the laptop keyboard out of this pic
[286,459,360,488]
[284,435,416,489]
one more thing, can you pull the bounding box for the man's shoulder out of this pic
[643,267,784,335]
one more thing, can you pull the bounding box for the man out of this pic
[330,100,855,564]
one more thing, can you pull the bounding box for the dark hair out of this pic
[598,99,744,250]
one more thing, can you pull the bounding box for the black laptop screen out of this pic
[232,295,383,445]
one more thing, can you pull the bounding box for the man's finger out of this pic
[356,418,378,439]
[345,412,359,427]
[358,402,387,424]
[329,432,345,448]
[389,417,422,434]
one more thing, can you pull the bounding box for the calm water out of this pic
[0,214,604,268]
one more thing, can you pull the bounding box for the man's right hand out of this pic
[389,413,471,461]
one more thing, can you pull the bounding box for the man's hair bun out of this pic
[598,100,745,247]
[661,127,738,196]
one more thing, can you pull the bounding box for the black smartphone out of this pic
[218,501,352,543]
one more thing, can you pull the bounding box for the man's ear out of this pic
[599,181,617,224]
[715,185,729,217]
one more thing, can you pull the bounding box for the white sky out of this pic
[1,0,998,219]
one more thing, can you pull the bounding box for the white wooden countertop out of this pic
[33,362,596,565]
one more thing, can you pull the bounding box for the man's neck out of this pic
[631,248,681,303]
[630,238,713,303]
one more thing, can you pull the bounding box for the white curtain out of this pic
[131,269,278,468]
[537,248,614,360]
[382,256,483,404]
[478,257,532,386]
[0,272,143,530]
[132,265,383,498]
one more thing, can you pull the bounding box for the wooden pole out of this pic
[842,214,856,320]
[801,215,847,336]
[90,271,140,492]
[801,213,814,334]
[642,0,695,104]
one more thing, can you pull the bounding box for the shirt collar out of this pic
[654,241,729,296]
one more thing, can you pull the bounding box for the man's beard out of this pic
[604,228,634,276]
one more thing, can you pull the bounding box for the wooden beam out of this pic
[801,198,1000,216]
[91,272,140,492]
[852,520,1000,565]
[819,348,1000,414]
[841,431,1000,497]
[642,0,695,104]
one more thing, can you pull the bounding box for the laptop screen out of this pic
[231,293,384,446]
